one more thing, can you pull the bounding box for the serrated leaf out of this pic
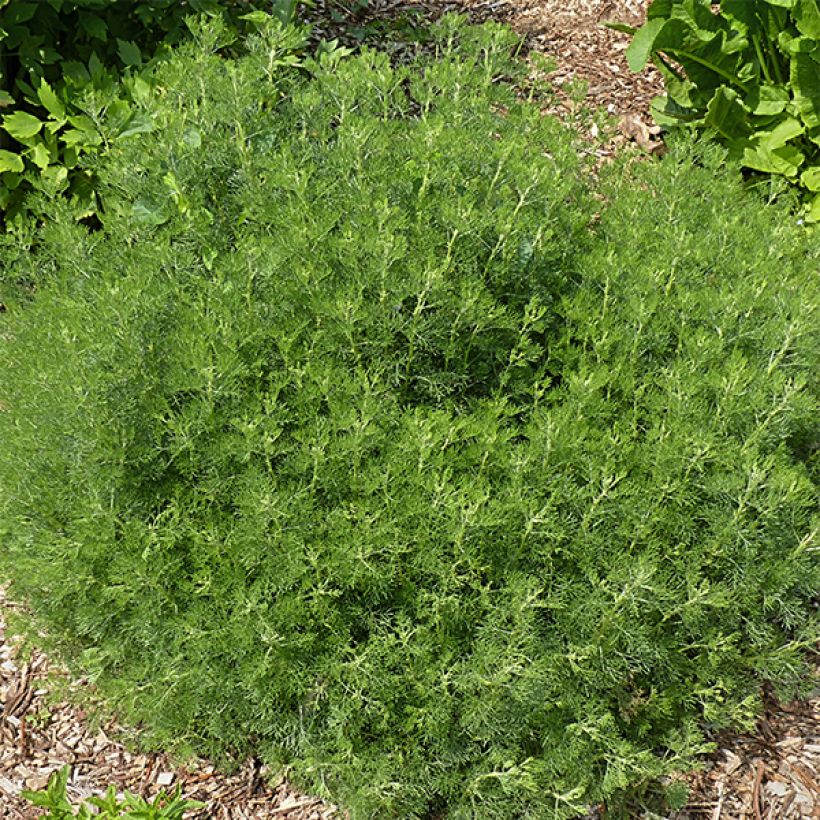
[117,38,142,67]
[0,90,13,108]
[62,60,91,87]
[2,111,43,140]
[27,141,50,170]
[37,79,65,120]
[88,52,105,86]
[0,149,24,173]
[240,10,272,24]
[79,11,107,40]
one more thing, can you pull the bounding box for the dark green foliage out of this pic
[0,0,270,222]
[611,0,820,221]
[0,18,818,819]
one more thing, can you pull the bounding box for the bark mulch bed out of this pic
[0,587,339,819]
[3,3,819,818]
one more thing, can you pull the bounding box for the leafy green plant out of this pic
[0,0,277,225]
[0,16,817,820]
[21,765,203,819]
[609,0,820,221]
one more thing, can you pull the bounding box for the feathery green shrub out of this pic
[0,17,817,819]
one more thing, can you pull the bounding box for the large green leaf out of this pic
[793,0,820,37]
[626,18,668,72]
[2,111,43,140]
[721,0,760,32]
[705,87,751,139]
[0,149,24,173]
[746,84,790,115]
[801,164,820,189]
[78,11,107,41]
[778,31,819,53]
[37,79,65,121]
[754,115,806,148]
[116,39,142,67]
[649,94,704,126]
[731,115,806,176]
[791,51,820,128]
[740,141,805,176]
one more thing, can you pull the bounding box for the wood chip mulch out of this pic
[0,586,338,819]
[669,680,820,820]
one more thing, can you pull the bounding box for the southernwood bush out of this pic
[0,17,818,820]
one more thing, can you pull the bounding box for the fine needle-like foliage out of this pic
[0,16,817,820]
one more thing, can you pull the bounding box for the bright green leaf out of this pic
[738,139,805,176]
[758,115,806,147]
[801,164,820,189]
[240,10,272,25]
[2,111,43,140]
[0,149,24,173]
[41,164,69,188]
[705,87,751,140]
[792,52,820,128]
[626,18,668,72]
[27,141,50,170]
[794,0,820,37]
[37,79,65,120]
[746,84,790,115]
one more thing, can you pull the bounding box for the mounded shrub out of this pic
[0,18,817,819]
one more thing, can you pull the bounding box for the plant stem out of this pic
[752,35,772,84]
[662,47,748,91]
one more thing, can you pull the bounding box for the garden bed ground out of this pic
[2,1,819,818]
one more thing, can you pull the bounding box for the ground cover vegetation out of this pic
[611,0,820,221]
[22,764,202,819]
[0,13,818,820]
[0,0,294,225]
